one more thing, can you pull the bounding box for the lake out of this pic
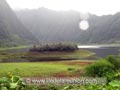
[78,45,120,58]
[1,45,120,62]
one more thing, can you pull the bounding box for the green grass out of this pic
[0,46,95,77]
[0,62,84,77]
[0,45,31,51]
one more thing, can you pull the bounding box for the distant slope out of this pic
[0,0,37,47]
[15,8,120,44]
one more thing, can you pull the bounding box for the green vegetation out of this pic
[1,45,120,90]
[30,43,78,52]
[0,76,25,90]
[85,55,120,82]
[0,0,37,47]
[0,45,31,62]
[0,52,20,61]
[0,76,120,90]
[85,60,114,77]
[0,61,84,77]
[0,45,31,51]
[0,43,95,62]
[47,84,120,90]
[106,55,120,70]
[0,55,120,89]
[16,8,120,44]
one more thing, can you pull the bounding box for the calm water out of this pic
[78,45,120,58]
[1,45,120,62]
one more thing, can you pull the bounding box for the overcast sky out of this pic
[6,0,120,16]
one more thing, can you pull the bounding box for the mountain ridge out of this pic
[15,8,120,44]
[0,0,37,46]
[15,7,120,44]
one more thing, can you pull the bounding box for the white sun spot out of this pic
[79,20,89,30]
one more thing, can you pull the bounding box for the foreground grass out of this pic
[0,60,94,77]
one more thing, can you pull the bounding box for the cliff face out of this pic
[0,0,37,46]
[16,8,120,44]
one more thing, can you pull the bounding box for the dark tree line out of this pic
[30,43,78,52]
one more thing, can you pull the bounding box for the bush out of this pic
[85,60,114,77]
[29,43,78,52]
[114,70,120,79]
[0,76,25,90]
[67,68,75,71]
[106,55,120,70]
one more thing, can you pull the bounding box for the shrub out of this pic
[114,70,120,79]
[109,80,120,87]
[85,60,114,77]
[106,55,120,70]
[67,68,75,71]
[0,76,25,90]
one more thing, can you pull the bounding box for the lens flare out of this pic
[79,20,89,30]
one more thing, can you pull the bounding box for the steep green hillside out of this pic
[0,0,37,47]
[16,8,120,44]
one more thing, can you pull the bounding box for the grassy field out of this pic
[0,46,95,77]
[0,60,94,77]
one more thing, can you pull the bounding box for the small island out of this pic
[26,43,95,61]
